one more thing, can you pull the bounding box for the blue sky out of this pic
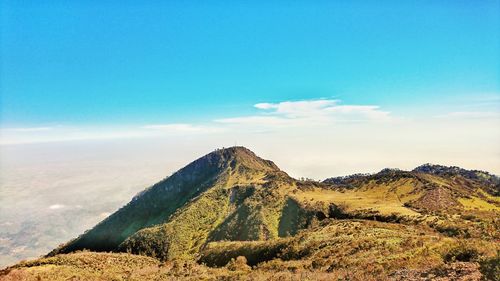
[1,1,499,175]
[1,1,499,127]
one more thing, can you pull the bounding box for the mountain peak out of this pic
[217,146,251,154]
[200,146,280,172]
[51,146,283,256]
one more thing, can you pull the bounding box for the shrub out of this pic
[436,224,463,237]
[479,251,500,281]
[226,256,251,271]
[443,243,481,262]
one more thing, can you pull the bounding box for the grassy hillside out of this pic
[3,147,499,280]
[51,147,281,256]
[318,168,500,240]
[119,162,302,260]
[2,220,499,280]
[200,219,499,272]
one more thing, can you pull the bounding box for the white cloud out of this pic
[218,99,391,127]
[0,123,224,145]
[48,204,65,210]
[254,103,278,110]
[0,126,150,145]
[2,97,498,165]
[0,99,392,145]
[264,99,338,116]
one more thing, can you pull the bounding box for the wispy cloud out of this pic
[48,204,65,210]
[0,99,392,145]
[0,126,150,145]
[3,97,499,147]
[217,99,391,127]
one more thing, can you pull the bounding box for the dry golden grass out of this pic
[0,251,385,281]
[3,220,498,281]
[458,197,500,211]
[294,179,422,217]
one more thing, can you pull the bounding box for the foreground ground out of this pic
[1,219,498,280]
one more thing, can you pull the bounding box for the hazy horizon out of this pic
[2,1,500,174]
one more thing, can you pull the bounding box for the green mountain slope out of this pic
[2,147,500,280]
[117,154,301,260]
[52,147,301,259]
[52,147,499,261]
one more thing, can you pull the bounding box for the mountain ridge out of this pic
[53,147,499,260]
[3,146,500,280]
[51,146,293,259]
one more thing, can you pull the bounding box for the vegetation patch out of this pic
[11,148,499,280]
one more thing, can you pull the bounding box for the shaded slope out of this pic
[118,167,300,260]
[117,187,232,260]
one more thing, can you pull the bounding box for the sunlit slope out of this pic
[319,167,499,216]
[0,252,161,281]
[200,219,498,271]
[3,220,498,281]
[296,178,422,218]
[312,168,500,240]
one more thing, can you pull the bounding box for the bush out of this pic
[436,224,464,237]
[200,240,290,267]
[479,251,500,281]
[443,243,481,262]
[226,256,251,271]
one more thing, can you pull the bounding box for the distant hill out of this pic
[322,164,499,214]
[2,147,499,280]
